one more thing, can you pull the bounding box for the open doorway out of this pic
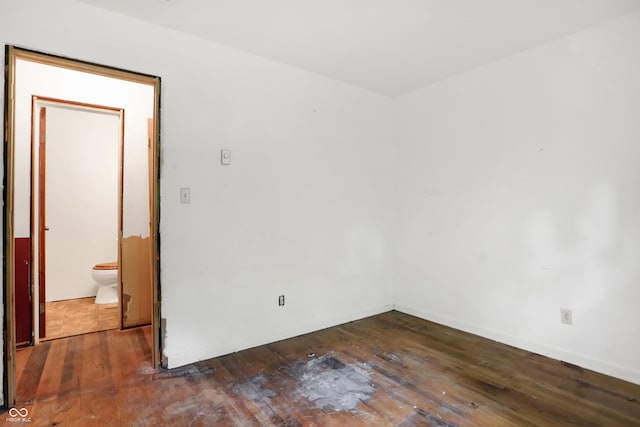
[33,97,124,341]
[4,47,162,406]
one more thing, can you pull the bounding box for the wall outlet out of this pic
[278,295,285,306]
[560,308,572,325]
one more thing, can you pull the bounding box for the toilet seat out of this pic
[93,262,118,270]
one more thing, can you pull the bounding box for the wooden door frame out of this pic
[3,46,162,407]
[32,97,125,340]
[37,105,46,338]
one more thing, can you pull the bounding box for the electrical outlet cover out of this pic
[560,308,572,325]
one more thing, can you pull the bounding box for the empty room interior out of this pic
[2,0,640,425]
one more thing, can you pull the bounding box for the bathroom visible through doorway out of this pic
[34,97,123,341]
[3,46,162,407]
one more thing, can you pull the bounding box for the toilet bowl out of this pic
[93,262,118,304]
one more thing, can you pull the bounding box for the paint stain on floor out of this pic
[288,352,376,412]
[228,351,377,419]
[232,373,278,402]
[163,388,257,427]
[398,408,458,427]
[231,352,377,414]
[151,363,215,380]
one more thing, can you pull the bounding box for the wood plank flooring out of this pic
[43,297,119,340]
[14,311,640,426]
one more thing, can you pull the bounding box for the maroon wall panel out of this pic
[15,237,32,345]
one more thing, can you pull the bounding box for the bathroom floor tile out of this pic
[42,297,119,340]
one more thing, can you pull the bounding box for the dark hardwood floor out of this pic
[13,311,640,426]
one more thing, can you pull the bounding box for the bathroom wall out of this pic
[0,0,395,380]
[394,9,640,385]
[41,105,120,301]
[11,59,154,336]
[13,60,154,240]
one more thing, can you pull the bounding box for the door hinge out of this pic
[40,303,45,314]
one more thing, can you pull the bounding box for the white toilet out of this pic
[93,262,118,304]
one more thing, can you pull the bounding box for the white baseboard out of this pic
[395,304,640,386]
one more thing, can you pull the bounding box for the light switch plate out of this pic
[180,187,191,203]
[221,149,231,165]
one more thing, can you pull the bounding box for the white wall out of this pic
[395,10,640,384]
[0,0,395,378]
[43,106,120,301]
[158,29,395,369]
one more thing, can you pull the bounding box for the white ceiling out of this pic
[77,0,640,97]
